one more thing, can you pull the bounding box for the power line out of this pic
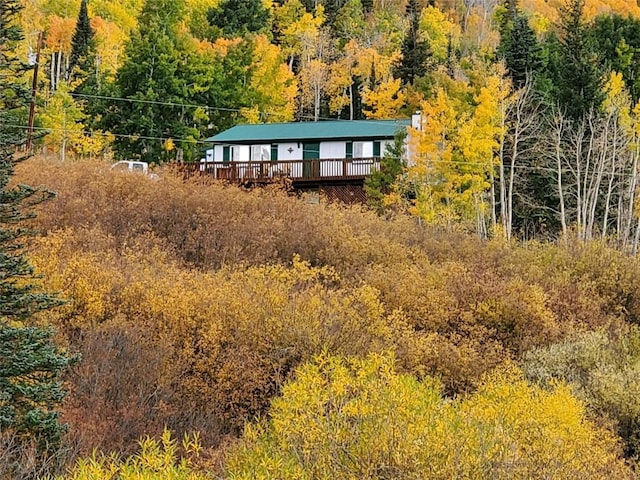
[70,92,241,113]
[67,92,411,126]
[3,123,208,145]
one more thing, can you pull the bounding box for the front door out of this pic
[303,142,320,179]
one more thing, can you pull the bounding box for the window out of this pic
[251,145,271,161]
[231,146,240,161]
[353,142,364,158]
[112,162,130,172]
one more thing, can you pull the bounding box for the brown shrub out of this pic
[18,156,640,459]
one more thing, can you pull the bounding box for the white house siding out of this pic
[319,141,345,159]
[214,145,224,161]
[237,146,249,161]
[278,143,303,161]
[319,142,344,177]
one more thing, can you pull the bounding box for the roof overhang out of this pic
[205,119,410,144]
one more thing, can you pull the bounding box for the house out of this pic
[201,119,410,184]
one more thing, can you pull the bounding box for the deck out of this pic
[194,157,382,185]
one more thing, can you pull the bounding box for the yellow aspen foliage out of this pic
[604,71,632,128]
[45,15,75,54]
[273,0,325,64]
[327,57,353,115]
[408,70,506,234]
[243,35,297,123]
[408,85,464,227]
[225,354,631,480]
[91,16,129,76]
[209,36,243,56]
[326,40,370,117]
[185,0,219,10]
[40,82,113,159]
[361,78,405,119]
[354,45,399,85]
[90,0,143,33]
[420,5,461,62]
[521,0,640,23]
[20,0,46,50]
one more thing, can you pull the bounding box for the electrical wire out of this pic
[2,122,208,145]
[67,92,412,126]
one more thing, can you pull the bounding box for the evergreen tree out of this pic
[591,14,640,104]
[0,0,30,157]
[67,0,95,83]
[498,1,542,89]
[550,0,605,120]
[101,0,199,163]
[300,0,316,12]
[365,130,407,214]
[102,0,256,163]
[0,0,73,472]
[395,0,431,85]
[207,0,270,39]
[323,0,346,26]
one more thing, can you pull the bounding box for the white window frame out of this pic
[251,144,271,161]
[231,146,240,161]
[353,141,364,158]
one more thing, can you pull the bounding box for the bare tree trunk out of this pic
[498,123,507,234]
[602,121,618,238]
[461,0,476,32]
[314,84,320,121]
[490,168,497,231]
[623,143,639,248]
[55,50,62,91]
[633,216,640,255]
[50,53,55,91]
[556,138,568,238]
[61,108,67,162]
[587,115,608,240]
[509,82,541,240]
[550,108,568,238]
[573,121,586,238]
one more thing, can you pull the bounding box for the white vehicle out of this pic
[111,160,149,174]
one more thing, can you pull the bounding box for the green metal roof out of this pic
[206,119,409,144]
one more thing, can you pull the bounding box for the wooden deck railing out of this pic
[183,157,382,183]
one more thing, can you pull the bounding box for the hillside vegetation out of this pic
[7,0,640,477]
[6,157,640,477]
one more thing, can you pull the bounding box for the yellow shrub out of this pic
[58,430,209,480]
[225,355,632,480]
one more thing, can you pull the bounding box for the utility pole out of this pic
[26,31,43,153]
